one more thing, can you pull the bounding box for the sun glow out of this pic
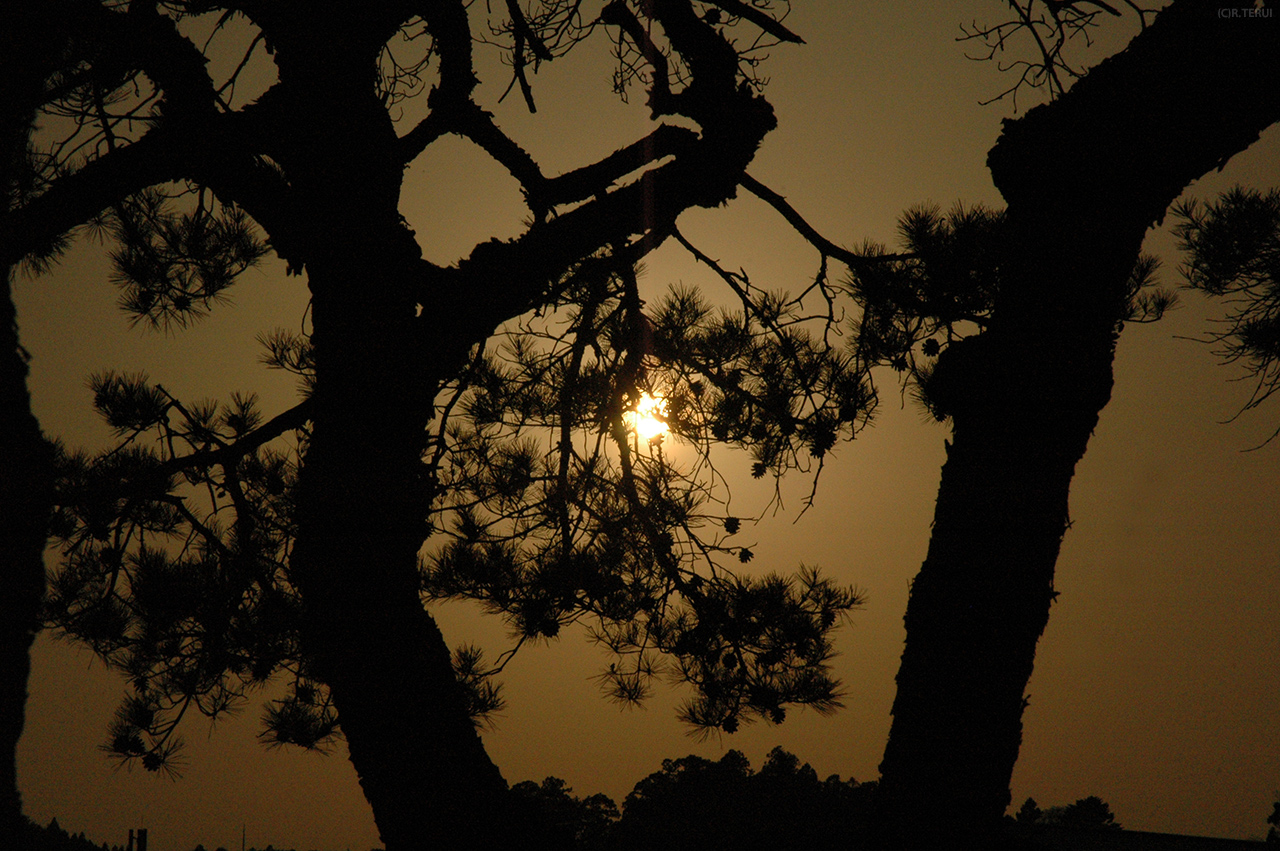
[627,392,669,444]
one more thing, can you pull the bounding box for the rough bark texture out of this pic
[265,22,528,845]
[875,3,1280,848]
[0,10,65,849]
[0,271,51,851]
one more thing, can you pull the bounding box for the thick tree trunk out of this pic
[2,131,54,851]
[292,249,527,851]
[0,271,52,851]
[1,12,65,849]
[875,3,1280,848]
[267,27,533,848]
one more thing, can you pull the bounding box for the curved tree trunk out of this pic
[1,12,67,849]
[875,3,1280,847]
[267,30,531,849]
[0,270,53,851]
[291,242,526,847]
[288,198,527,850]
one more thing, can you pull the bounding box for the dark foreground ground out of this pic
[22,747,1274,850]
[1017,825,1265,850]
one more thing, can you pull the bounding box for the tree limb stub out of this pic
[705,0,805,44]
[740,172,911,271]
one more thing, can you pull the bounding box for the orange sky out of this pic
[14,4,1280,849]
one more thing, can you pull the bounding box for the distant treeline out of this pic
[27,746,1133,851]
[510,748,1129,850]
[21,816,124,851]
[21,815,360,851]
[513,746,876,851]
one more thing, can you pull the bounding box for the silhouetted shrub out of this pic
[22,816,121,851]
[606,747,873,850]
[510,776,619,850]
[1014,795,1121,831]
[1015,797,1043,825]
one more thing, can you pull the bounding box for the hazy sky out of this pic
[14,3,1280,849]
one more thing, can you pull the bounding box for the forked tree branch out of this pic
[705,0,805,44]
[739,172,910,270]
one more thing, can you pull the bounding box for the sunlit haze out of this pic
[13,3,1280,850]
[627,393,669,444]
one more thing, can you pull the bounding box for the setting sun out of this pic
[627,392,668,443]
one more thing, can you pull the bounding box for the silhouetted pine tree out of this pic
[7,3,862,849]
[1,7,76,849]
[608,747,873,851]
[1174,187,1280,445]
[868,2,1280,847]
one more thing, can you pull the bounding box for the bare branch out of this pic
[705,0,805,44]
[958,0,1158,107]
[739,172,910,271]
[539,124,697,210]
